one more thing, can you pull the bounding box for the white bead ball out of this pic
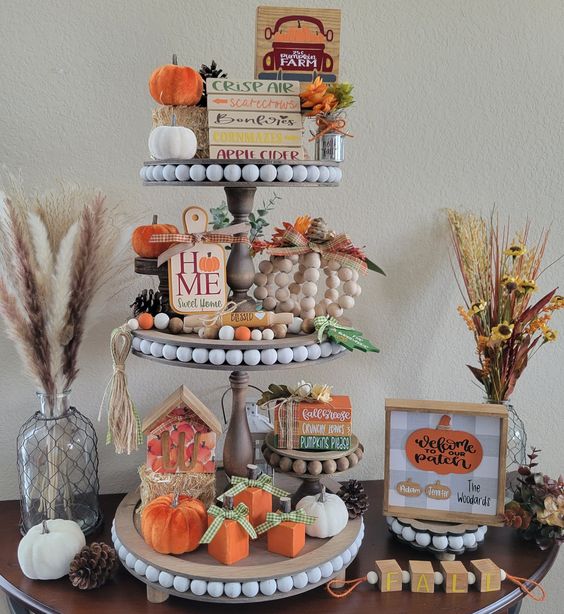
[173,576,190,592]
[163,164,177,181]
[154,313,170,330]
[320,341,333,357]
[134,559,148,575]
[260,164,277,182]
[162,344,178,360]
[500,569,507,581]
[176,346,192,362]
[317,166,330,182]
[401,570,410,584]
[219,326,235,341]
[306,567,322,584]
[448,535,464,550]
[432,535,449,550]
[242,164,260,182]
[328,166,338,183]
[262,328,275,340]
[259,579,277,596]
[159,571,174,588]
[150,342,164,358]
[385,516,395,526]
[192,348,209,364]
[224,582,241,598]
[366,571,378,585]
[300,296,316,311]
[277,347,293,364]
[338,295,355,310]
[468,572,476,585]
[224,164,242,182]
[259,260,274,274]
[198,328,206,338]
[415,532,431,547]
[277,576,294,593]
[189,164,206,182]
[144,166,155,181]
[206,164,223,182]
[292,345,308,362]
[391,520,403,534]
[175,164,190,181]
[226,349,243,366]
[292,572,308,589]
[242,581,259,598]
[462,532,477,548]
[139,167,147,180]
[307,344,321,360]
[401,526,416,542]
[343,280,358,295]
[243,349,260,366]
[320,562,334,578]
[145,566,159,582]
[276,164,293,182]
[302,252,321,268]
[152,165,164,181]
[338,267,353,281]
[190,579,207,595]
[341,549,352,565]
[302,281,317,297]
[334,167,343,182]
[303,267,320,282]
[434,571,444,585]
[287,317,303,334]
[292,165,307,182]
[327,303,343,318]
[306,165,320,182]
[327,259,341,272]
[207,582,224,597]
[209,349,226,365]
[251,329,262,341]
[127,318,139,331]
[260,348,278,365]
[125,553,136,568]
[331,556,344,572]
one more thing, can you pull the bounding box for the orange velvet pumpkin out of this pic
[131,214,179,258]
[141,494,207,554]
[199,252,221,272]
[149,55,203,106]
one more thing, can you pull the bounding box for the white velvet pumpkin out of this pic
[296,487,349,538]
[148,125,197,160]
[18,519,86,580]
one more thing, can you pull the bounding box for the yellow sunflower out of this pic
[504,244,527,257]
[543,328,558,342]
[469,300,487,315]
[501,275,518,291]
[518,279,537,294]
[491,322,514,341]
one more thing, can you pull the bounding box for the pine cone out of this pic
[130,289,165,316]
[69,542,117,590]
[306,217,335,243]
[198,60,228,107]
[338,479,369,519]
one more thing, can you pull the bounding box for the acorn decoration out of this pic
[306,217,335,243]
[68,542,117,590]
[198,60,228,106]
[130,289,165,317]
[338,479,369,519]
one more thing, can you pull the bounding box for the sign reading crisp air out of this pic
[383,399,508,526]
[206,79,303,161]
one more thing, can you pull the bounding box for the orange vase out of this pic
[234,488,272,527]
[267,515,306,558]
[207,513,250,565]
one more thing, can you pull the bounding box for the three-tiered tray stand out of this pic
[112,159,365,604]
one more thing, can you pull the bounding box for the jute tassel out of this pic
[99,325,143,454]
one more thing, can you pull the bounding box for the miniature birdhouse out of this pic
[142,385,222,474]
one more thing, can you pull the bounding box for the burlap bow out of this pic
[150,223,251,267]
[266,227,367,274]
[218,474,290,501]
[255,509,317,534]
[199,503,257,544]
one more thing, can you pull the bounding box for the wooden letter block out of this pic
[440,561,468,593]
[470,559,501,592]
[374,559,403,592]
[409,560,434,593]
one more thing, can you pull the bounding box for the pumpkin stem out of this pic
[247,463,259,480]
[208,252,212,258]
[318,485,327,503]
[171,492,179,508]
[172,53,178,66]
[279,497,291,513]
[224,494,234,510]
[171,113,177,127]
[152,214,158,225]
[41,520,49,534]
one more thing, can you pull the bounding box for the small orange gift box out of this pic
[199,495,257,565]
[256,498,317,558]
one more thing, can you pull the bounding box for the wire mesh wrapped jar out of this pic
[17,391,102,535]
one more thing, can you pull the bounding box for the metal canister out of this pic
[315,131,345,162]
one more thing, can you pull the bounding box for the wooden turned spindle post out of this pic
[223,370,254,478]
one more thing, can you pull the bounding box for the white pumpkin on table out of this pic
[296,486,349,538]
[148,114,197,160]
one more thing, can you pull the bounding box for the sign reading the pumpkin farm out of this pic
[383,399,508,525]
[255,6,341,82]
[206,79,303,160]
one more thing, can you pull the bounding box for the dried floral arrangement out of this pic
[300,77,354,117]
[448,210,563,402]
[504,448,564,549]
[258,380,333,407]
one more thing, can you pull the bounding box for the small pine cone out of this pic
[338,479,369,519]
[69,542,118,590]
[130,289,166,317]
[306,217,335,243]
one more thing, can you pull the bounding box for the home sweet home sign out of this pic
[383,399,508,525]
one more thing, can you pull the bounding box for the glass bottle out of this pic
[16,390,102,534]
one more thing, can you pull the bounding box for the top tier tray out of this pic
[141,159,342,187]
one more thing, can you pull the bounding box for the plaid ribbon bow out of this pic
[199,503,257,544]
[267,228,367,274]
[150,223,251,267]
[218,474,291,501]
[256,509,317,534]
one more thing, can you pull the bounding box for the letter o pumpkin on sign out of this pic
[405,415,483,475]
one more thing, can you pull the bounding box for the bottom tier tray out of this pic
[112,489,364,604]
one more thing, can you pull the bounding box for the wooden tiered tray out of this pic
[112,490,364,604]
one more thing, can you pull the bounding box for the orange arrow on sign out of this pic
[212,98,229,104]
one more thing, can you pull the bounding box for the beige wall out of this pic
[0,1,562,611]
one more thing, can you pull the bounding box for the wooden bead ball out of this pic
[275,287,290,302]
[198,328,206,338]
[338,295,355,310]
[279,300,295,312]
[269,453,281,467]
[301,309,316,320]
[289,254,300,264]
[292,459,307,475]
[302,281,317,297]
[302,252,321,269]
[288,282,301,295]
[278,457,293,472]
[347,452,359,467]
[301,318,315,333]
[307,460,322,476]
[254,286,268,300]
[300,296,316,311]
[314,302,327,316]
[293,271,304,284]
[274,272,290,287]
[325,288,339,302]
[343,280,358,296]
[355,447,364,461]
[168,317,184,334]
[336,456,350,471]
[251,329,263,341]
[203,325,220,339]
[322,459,337,474]
[262,296,277,311]
[258,260,273,274]
[327,259,341,271]
[338,267,353,281]
[326,275,340,289]
[353,284,362,297]
[271,323,287,338]
[327,303,343,318]
[254,272,268,286]
[276,258,293,273]
[351,269,359,282]
[292,303,301,316]
[303,268,320,283]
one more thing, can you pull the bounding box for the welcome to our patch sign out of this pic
[383,399,508,526]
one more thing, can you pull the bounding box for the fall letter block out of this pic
[374,559,403,592]
[267,517,306,558]
[470,559,501,592]
[409,560,434,593]
[206,514,249,565]
[440,561,468,593]
[234,488,272,527]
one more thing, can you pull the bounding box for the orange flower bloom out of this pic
[293,215,312,235]
[300,77,338,116]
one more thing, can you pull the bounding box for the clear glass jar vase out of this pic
[16,390,102,534]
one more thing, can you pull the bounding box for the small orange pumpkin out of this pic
[199,252,221,272]
[149,54,203,106]
[131,215,179,259]
[141,494,207,554]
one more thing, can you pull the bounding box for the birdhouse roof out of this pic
[142,384,222,436]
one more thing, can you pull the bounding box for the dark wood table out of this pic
[0,481,558,614]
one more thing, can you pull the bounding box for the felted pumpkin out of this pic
[148,116,197,160]
[199,252,221,272]
[131,215,179,258]
[149,54,203,106]
[141,493,207,554]
[17,519,86,580]
[405,415,483,475]
[295,486,348,538]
